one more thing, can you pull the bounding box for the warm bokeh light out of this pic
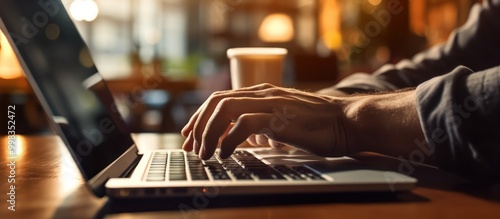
[258,13,295,43]
[320,0,342,50]
[427,2,458,46]
[3,135,25,161]
[322,30,343,51]
[410,0,426,36]
[368,0,382,6]
[0,31,24,79]
[70,0,99,22]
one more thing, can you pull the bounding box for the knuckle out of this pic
[214,97,234,115]
[270,87,284,95]
[261,82,273,87]
[209,90,228,101]
[258,83,274,89]
[238,113,253,123]
[207,91,232,109]
[257,87,284,97]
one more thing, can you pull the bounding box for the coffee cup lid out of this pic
[227,47,287,58]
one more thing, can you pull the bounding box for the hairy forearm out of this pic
[340,89,428,160]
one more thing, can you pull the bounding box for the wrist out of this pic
[341,90,425,157]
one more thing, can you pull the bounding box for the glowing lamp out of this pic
[258,13,295,43]
[69,0,99,22]
[0,30,23,79]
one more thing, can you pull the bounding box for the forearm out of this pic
[341,90,427,160]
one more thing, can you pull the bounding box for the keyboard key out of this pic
[273,165,307,180]
[232,171,253,180]
[190,169,209,180]
[169,173,187,181]
[191,174,209,180]
[292,166,325,181]
[146,177,165,181]
[211,172,231,180]
[146,150,293,182]
[245,166,284,179]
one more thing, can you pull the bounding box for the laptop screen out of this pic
[0,0,135,180]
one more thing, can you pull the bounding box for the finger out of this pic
[182,131,194,152]
[198,97,284,159]
[221,123,235,140]
[193,139,200,155]
[181,96,212,137]
[217,123,234,148]
[182,83,275,136]
[236,82,276,91]
[218,113,274,159]
[255,134,270,146]
[246,134,259,146]
[192,89,284,147]
[269,139,286,149]
[181,99,209,137]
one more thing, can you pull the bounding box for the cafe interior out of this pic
[0,0,475,135]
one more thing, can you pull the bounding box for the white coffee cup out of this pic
[227,47,287,89]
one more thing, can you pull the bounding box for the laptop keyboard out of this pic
[145,150,326,182]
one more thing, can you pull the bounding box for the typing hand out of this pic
[181,83,350,160]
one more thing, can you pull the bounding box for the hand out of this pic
[181,83,351,160]
[242,85,348,148]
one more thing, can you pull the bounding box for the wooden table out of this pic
[0,134,499,219]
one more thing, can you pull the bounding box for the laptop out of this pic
[0,0,416,199]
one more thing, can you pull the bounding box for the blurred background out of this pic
[0,0,476,135]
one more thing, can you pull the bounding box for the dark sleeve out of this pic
[331,0,500,94]
[416,66,500,182]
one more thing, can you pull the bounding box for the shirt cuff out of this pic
[416,65,500,182]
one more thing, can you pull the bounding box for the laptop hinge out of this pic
[88,145,139,197]
[121,154,142,178]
